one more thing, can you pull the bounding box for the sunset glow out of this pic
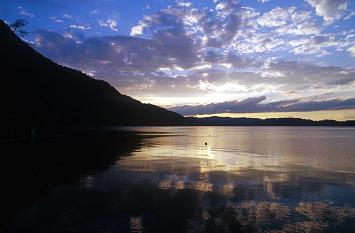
[1,0,354,119]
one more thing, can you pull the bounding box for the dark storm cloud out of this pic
[169,97,355,115]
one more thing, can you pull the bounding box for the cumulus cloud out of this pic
[98,18,118,31]
[347,45,355,57]
[305,0,348,24]
[231,7,325,54]
[289,34,354,56]
[130,24,145,36]
[129,0,242,48]
[32,22,355,104]
[257,7,289,27]
[32,28,200,92]
[26,0,355,109]
[257,7,319,35]
[169,96,355,115]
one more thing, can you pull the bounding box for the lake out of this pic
[3,127,355,233]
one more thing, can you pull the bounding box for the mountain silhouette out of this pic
[189,116,355,126]
[1,19,354,140]
[0,19,187,137]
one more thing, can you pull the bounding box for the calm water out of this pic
[5,127,355,233]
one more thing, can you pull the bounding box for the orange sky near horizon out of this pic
[193,109,355,121]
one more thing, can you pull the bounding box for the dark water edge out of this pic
[0,129,144,232]
[1,127,355,233]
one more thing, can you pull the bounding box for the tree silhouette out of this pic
[10,19,28,36]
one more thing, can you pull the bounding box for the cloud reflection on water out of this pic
[7,127,355,233]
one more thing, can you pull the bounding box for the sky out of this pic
[1,0,355,120]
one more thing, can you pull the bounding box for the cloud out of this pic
[257,7,319,35]
[98,18,118,31]
[49,14,74,24]
[264,60,355,87]
[69,24,91,30]
[25,0,355,108]
[343,10,355,20]
[169,96,355,115]
[233,32,286,53]
[130,24,145,36]
[19,10,34,17]
[176,1,192,7]
[32,21,355,104]
[50,17,63,23]
[347,45,355,57]
[257,0,270,3]
[289,34,353,56]
[32,28,200,89]
[305,0,348,24]
[257,7,289,27]
[18,6,34,17]
[63,14,72,19]
[129,0,242,48]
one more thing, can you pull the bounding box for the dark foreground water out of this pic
[2,127,355,233]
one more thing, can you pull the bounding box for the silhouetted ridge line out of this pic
[1,18,353,140]
[0,19,188,139]
[188,117,355,126]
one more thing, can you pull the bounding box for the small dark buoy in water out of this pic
[205,142,207,145]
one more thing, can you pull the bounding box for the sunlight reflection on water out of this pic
[104,127,355,232]
[116,126,355,173]
[8,127,355,233]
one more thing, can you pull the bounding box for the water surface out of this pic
[6,127,355,233]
